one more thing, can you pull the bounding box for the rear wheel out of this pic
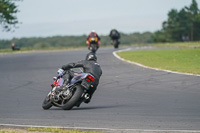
[42,95,53,110]
[62,85,84,110]
[113,40,119,49]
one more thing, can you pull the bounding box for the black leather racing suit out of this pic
[109,29,120,40]
[61,60,102,96]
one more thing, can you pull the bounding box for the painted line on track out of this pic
[113,48,200,77]
[1,123,200,133]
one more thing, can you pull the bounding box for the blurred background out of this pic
[0,0,199,49]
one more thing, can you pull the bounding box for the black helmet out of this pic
[86,52,97,61]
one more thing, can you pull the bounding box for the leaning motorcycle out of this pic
[42,68,96,110]
[88,37,99,53]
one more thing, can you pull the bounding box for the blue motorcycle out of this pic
[42,68,95,110]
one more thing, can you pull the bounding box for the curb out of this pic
[113,48,200,77]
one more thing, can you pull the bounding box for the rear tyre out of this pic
[62,85,84,110]
[42,95,53,110]
[113,40,119,49]
[114,44,118,49]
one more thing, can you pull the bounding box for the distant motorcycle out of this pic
[88,37,99,53]
[112,39,120,49]
[42,68,96,110]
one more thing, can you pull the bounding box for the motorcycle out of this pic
[42,67,96,110]
[88,37,99,53]
[112,39,120,49]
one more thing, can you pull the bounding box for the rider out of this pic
[109,29,120,42]
[86,30,101,50]
[57,52,102,103]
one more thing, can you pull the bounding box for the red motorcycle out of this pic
[88,37,99,53]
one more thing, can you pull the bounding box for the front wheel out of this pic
[42,95,53,110]
[90,44,98,53]
[62,85,84,110]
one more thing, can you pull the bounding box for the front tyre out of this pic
[62,85,84,110]
[90,44,98,53]
[42,95,53,110]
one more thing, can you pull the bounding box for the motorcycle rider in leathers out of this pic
[86,30,101,50]
[109,29,120,43]
[57,52,102,103]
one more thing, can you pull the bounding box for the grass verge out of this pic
[0,127,102,133]
[117,48,200,75]
[152,41,200,48]
[0,46,88,54]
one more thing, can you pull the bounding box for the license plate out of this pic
[81,80,90,90]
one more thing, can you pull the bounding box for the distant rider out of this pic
[86,30,101,50]
[109,29,120,42]
[57,52,102,104]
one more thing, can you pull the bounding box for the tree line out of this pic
[0,32,153,49]
[0,0,200,49]
[152,0,200,42]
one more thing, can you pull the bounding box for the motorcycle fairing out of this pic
[69,73,88,85]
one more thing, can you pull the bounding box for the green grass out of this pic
[0,127,102,133]
[0,46,87,54]
[117,48,200,74]
[127,41,200,49]
[27,127,102,133]
[152,41,200,48]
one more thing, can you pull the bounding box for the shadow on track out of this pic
[73,104,124,110]
[46,104,125,111]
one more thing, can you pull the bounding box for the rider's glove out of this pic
[57,68,65,76]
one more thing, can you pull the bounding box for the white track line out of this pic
[113,48,200,77]
[1,123,200,133]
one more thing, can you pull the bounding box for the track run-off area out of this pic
[0,47,200,133]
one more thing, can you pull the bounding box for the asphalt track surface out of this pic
[0,47,200,132]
